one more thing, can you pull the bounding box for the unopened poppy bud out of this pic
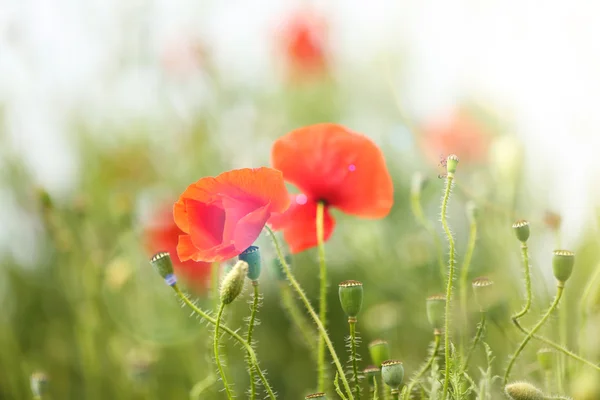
[512,220,530,243]
[368,339,390,367]
[220,260,248,304]
[466,201,478,223]
[504,381,544,400]
[150,252,176,286]
[239,246,261,281]
[446,154,459,176]
[426,294,446,334]
[338,280,363,319]
[553,250,575,284]
[381,360,404,390]
[364,365,380,386]
[472,277,494,312]
[30,371,48,398]
[305,393,327,399]
[537,348,555,371]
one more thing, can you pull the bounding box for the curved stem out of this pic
[316,201,328,392]
[404,334,441,399]
[246,282,260,400]
[504,286,564,384]
[279,283,317,357]
[172,285,277,400]
[266,225,354,400]
[214,303,233,399]
[372,377,379,400]
[440,174,455,400]
[459,219,477,355]
[411,191,445,280]
[349,319,361,399]
[334,372,349,400]
[463,313,486,371]
[512,242,532,321]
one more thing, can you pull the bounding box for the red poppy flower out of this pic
[269,123,394,253]
[145,206,212,293]
[174,167,290,262]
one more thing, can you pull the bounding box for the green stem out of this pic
[463,313,486,371]
[440,174,455,400]
[372,377,379,400]
[190,374,217,399]
[404,334,441,399]
[279,283,317,357]
[459,218,477,355]
[266,226,354,400]
[316,201,328,392]
[512,242,532,321]
[411,190,445,280]
[544,370,552,394]
[246,282,260,400]
[334,372,349,400]
[504,286,564,384]
[172,285,277,400]
[214,302,233,399]
[349,319,361,399]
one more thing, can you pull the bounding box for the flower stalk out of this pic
[316,200,328,392]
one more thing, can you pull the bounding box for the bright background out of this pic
[2,1,600,399]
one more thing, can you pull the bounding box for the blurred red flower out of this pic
[174,167,290,262]
[145,207,212,293]
[270,123,394,253]
[420,109,492,166]
[278,10,328,80]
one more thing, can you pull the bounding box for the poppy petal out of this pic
[269,198,335,254]
[272,123,393,218]
[173,178,223,233]
[177,234,199,262]
[233,203,271,252]
[186,199,226,250]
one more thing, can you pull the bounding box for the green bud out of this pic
[363,365,380,386]
[472,277,494,312]
[338,280,363,319]
[150,252,174,280]
[305,393,327,399]
[239,246,261,281]
[30,371,48,397]
[504,381,544,400]
[553,250,575,284]
[536,348,555,371]
[368,339,390,367]
[446,154,459,176]
[512,220,530,243]
[381,360,404,390]
[220,260,248,304]
[426,294,446,334]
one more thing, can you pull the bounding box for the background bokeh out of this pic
[2,1,600,399]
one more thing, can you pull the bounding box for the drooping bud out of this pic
[338,280,363,319]
[220,260,248,304]
[150,252,176,286]
[512,220,530,243]
[552,250,575,284]
[239,246,261,281]
[472,277,494,312]
[30,371,48,398]
[381,360,404,390]
[446,154,459,176]
[368,339,390,367]
[536,348,555,371]
[363,365,380,386]
[466,201,478,223]
[305,393,327,399]
[504,381,544,400]
[426,294,446,334]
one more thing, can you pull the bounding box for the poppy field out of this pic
[3,4,600,400]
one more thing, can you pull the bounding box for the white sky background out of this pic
[2,0,600,263]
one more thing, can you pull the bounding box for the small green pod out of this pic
[504,381,545,400]
[381,360,404,390]
[150,252,174,280]
[338,280,363,318]
[446,154,459,176]
[368,339,390,368]
[220,261,248,305]
[239,246,261,281]
[363,365,380,386]
[426,294,446,333]
[472,277,494,312]
[512,220,530,243]
[552,250,575,284]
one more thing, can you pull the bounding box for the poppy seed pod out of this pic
[338,280,363,319]
[446,154,459,176]
[368,340,390,367]
[553,250,575,284]
[220,260,248,304]
[504,381,545,400]
[537,348,555,371]
[381,360,404,390]
[512,220,530,243]
[363,365,380,386]
[30,372,48,398]
[239,246,261,281]
[305,393,327,399]
[472,277,494,312]
[150,252,176,285]
[426,294,446,334]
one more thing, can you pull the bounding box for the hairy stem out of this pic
[404,334,441,399]
[463,313,486,371]
[334,372,349,400]
[172,285,277,400]
[505,286,564,384]
[316,201,328,392]
[214,303,233,399]
[246,282,260,400]
[371,377,379,400]
[512,242,532,321]
[459,218,477,355]
[279,283,317,357]
[349,319,361,399]
[266,225,354,399]
[411,189,445,280]
[440,174,456,400]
